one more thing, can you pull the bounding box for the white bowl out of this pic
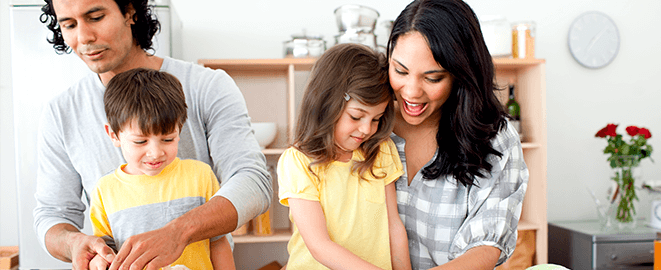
[252,122,277,149]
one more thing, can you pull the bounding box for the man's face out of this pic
[52,0,136,75]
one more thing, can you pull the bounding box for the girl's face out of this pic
[389,31,454,127]
[106,119,180,176]
[333,98,388,162]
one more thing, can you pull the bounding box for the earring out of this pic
[344,93,350,101]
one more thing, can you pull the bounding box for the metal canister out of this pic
[283,35,326,58]
[511,21,536,59]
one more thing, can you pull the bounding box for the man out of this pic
[35,0,272,269]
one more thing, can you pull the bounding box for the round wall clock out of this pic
[568,11,620,69]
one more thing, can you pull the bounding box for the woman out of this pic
[387,0,529,269]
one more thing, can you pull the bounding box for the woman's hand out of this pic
[431,246,500,270]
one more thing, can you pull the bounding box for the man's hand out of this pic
[109,223,187,270]
[45,224,115,270]
[70,234,116,270]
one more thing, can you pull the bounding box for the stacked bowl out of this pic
[333,5,380,50]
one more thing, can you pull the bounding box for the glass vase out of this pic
[609,155,641,230]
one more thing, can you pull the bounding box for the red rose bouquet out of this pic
[595,124,653,223]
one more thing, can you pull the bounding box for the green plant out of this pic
[595,124,653,223]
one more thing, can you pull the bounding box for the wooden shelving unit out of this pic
[199,57,547,266]
[494,58,548,265]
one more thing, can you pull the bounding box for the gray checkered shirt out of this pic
[392,121,528,269]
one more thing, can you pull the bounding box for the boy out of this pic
[89,68,235,269]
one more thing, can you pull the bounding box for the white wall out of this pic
[1,0,660,253]
[1,0,18,246]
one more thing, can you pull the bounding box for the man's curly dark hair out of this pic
[39,0,160,54]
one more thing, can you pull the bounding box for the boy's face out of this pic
[105,119,180,176]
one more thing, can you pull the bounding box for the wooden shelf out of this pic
[518,219,543,231]
[493,57,546,67]
[521,142,541,149]
[233,229,292,244]
[198,58,316,72]
[200,57,545,71]
[262,148,286,155]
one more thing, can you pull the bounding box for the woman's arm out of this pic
[386,182,411,270]
[443,126,527,268]
[210,235,236,270]
[430,246,500,270]
[288,198,382,270]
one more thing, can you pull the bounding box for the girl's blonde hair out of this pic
[293,43,394,179]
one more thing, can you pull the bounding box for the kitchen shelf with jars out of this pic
[198,57,547,264]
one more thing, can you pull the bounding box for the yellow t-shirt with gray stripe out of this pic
[90,158,220,269]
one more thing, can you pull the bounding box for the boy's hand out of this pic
[89,254,111,270]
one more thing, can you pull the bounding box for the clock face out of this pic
[568,11,620,69]
[655,203,661,221]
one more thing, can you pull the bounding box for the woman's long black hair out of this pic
[40,0,160,54]
[387,0,508,187]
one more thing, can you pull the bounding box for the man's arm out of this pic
[45,223,115,269]
[36,100,117,269]
[201,68,273,227]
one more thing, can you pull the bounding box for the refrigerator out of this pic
[9,0,181,268]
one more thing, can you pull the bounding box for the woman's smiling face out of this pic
[389,31,454,127]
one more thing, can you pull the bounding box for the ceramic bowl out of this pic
[334,4,379,34]
[252,122,277,149]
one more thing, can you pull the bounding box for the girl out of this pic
[277,43,411,270]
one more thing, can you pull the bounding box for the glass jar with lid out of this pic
[283,34,326,58]
[480,15,511,57]
[511,21,536,59]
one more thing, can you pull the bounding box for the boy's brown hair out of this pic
[104,68,187,135]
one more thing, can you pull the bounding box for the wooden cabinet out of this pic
[198,57,547,267]
[494,58,548,266]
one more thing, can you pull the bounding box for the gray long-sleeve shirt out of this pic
[34,57,273,251]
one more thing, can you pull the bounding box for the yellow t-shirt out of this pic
[278,139,403,270]
[90,158,220,270]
